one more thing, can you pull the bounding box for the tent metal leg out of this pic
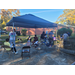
[35,28,36,35]
[13,22,14,60]
[56,27,57,45]
[56,26,58,49]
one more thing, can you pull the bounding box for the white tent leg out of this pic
[0,29,1,37]
[13,23,14,34]
[35,28,36,35]
[56,28,57,45]
[56,26,58,49]
[13,22,14,59]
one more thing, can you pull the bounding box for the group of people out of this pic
[3,29,18,54]
[27,35,38,48]
[1,27,71,57]
[40,31,54,48]
[27,31,55,48]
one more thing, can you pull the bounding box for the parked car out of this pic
[0,30,8,34]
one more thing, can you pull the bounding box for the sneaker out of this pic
[15,51,18,54]
[49,46,51,48]
[12,51,15,53]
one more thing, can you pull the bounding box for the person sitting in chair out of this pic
[32,35,38,47]
[3,38,18,54]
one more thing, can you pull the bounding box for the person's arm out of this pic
[62,34,64,39]
[67,34,69,39]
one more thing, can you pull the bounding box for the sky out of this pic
[19,9,64,23]
[0,9,64,23]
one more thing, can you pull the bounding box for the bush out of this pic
[21,29,27,36]
[57,28,72,37]
[69,33,75,39]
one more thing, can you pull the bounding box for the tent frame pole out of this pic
[13,22,14,60]
[56,25,58,48]
[35,28,36,35]
[35,24,36,35]
[0,29,1,37]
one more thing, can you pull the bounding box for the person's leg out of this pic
[13,40,16,47]
[51,37,53,46]
[11,48,13,52]
[32,41,35,45]
[13,47,17,52]
[48,37,51,45]
[13,40,18,54]
[64,40,66,48]
[44,38,46,43]
[9,40,13,47]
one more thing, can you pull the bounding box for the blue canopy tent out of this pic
[6,14,58,59]
[6,14,58,40]
[6,13,58,42]
[6,14,57,28]
[6,14,58,37]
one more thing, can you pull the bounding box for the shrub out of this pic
[57,28,72,37]
[21,29,27,36]
[69,33,75,39]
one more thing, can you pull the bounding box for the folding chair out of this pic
[21,46,31,59]
[1,45,12,58]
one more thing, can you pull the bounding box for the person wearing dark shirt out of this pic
[32,35,38,44]
[34,35,38,42]
[41,31,45,40]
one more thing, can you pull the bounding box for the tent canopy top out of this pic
[6,14,57,28]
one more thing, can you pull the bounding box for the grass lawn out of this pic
[0,34,58,46]
[0,34,41,45]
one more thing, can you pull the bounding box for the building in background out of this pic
[6,25,75,35]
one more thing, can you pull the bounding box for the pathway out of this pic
[0,43,75,65]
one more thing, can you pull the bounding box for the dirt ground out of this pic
[0,43,75,65]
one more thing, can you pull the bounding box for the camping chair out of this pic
[21,40,31,59]
[1,45,12,58]
[21,46,31,59]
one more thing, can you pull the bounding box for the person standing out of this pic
[48,31,54,48]
[40,31,45,43]
[63,32,69,48]
[67,32,71,37]
[9,29,18,54]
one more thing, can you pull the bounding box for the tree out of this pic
[0,19,3,29]
[56,9,75,26]
[21,29,27,36]
[0,9,20,30]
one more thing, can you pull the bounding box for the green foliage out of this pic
[69,33,75,39]
[57,28,72,36]
[0,9,20,29]
[21,29,27,36]
[56,9,75,26]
